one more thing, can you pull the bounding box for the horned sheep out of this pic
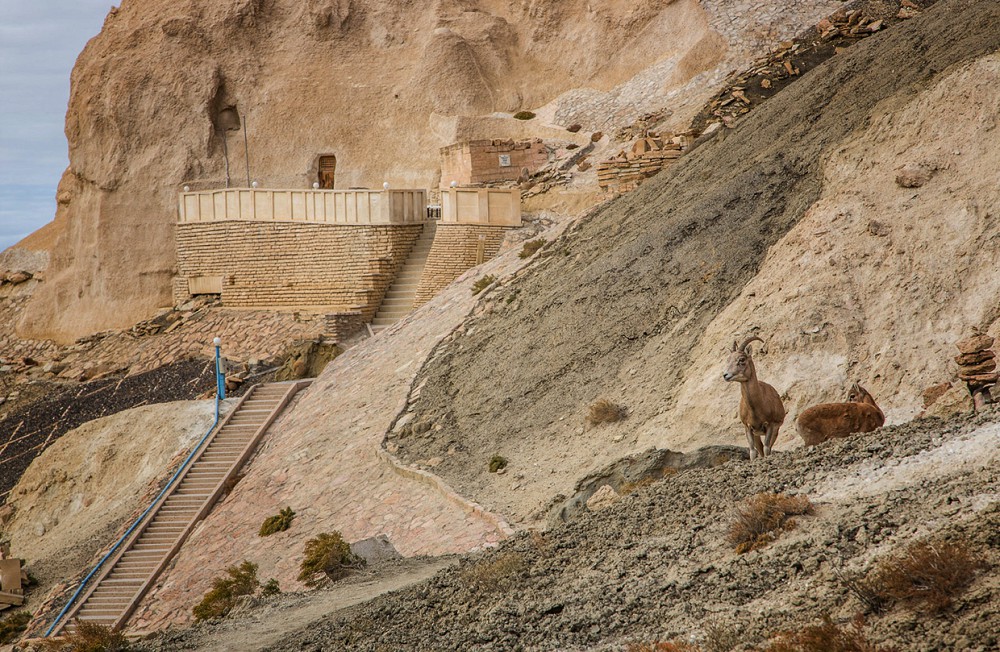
[796,382,885,446]
[723,336,786,460]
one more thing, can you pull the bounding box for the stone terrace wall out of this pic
[175,222,423,320]
[440,139,548,188]
[413,224,508,307]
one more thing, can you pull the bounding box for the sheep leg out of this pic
[744,426,758,460]
[764,424,779,457]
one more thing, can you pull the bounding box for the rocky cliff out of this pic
[15,0,840,342]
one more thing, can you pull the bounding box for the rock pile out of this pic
[596,133,691,194]
[955,333,997,411]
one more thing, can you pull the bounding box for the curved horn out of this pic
[738,336,764,352]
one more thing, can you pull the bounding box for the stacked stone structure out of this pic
[955,333,997,411]
[596,133,692,194]
[440,139,548,188]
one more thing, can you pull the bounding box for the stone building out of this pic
[440,139,548,188]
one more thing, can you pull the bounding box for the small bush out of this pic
[471,274,497,295]
[460,552,525,592]
[192,561,260,621]
[298,532,364,588]
[259,507,295,536]
[760,615,893,652]
[488,455,508,473]
[863,539,987,614]
[727,493,813,554]
[513,110,536,120]
[0,611,31,644]
[587,398,627,425]
[40,621,131,651]
[261,578,281,596]
[519,239,546,258]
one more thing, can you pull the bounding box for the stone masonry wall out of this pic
[413,224,508,307]
[440,139,549,188]
[175,222,423,321]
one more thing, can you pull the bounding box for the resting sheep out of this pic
[796,382,885,446]
[723,336,786,459]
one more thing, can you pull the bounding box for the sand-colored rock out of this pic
[14,0,843,343]
[3,400,221,596]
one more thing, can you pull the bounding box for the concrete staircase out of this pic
[371,221,436,332]
[51,381,310,636]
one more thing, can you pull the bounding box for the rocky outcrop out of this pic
[16,0,844,342]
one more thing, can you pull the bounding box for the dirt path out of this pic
[140,557,455,652]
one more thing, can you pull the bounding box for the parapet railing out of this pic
[178,188,427,225]
[440,188,522,226]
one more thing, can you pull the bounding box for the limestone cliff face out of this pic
[18,0,839,341]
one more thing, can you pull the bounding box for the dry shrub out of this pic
[727,493,813,554]
[258,506,295,536]
[297,532,364,587]
[471,274,497,295]
[39,621,131,651]
[192,561,259,621]
[0,612,31,645]
[513,110,536,120]
[863,539,987,614]
[460,552,525,592]
[760,615,894,652]
[519,239,546,258]
[488,455,508,473]
[626,642,700,652]
[587,398,627,425]
[702,622,740,652]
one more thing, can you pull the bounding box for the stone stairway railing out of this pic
[48,380,310,636]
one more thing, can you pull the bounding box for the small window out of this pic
[318,155,337,189]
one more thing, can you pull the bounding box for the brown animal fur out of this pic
[723,336,786,459]
[796,383,885,446]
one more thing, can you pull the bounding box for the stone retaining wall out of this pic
[413,224,509,308]
[174,222,423,320]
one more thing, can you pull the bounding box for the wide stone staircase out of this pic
[371,221,436,332]
[50,380,310,636]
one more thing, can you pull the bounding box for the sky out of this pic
[0,1,111,251]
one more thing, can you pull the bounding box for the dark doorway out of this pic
[318,155,337,189]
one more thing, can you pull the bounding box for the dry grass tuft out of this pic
[488,454,508,473]
[727,493,813,554]
[626,641,701,652]
[760,615,894,652]
[587,398,628,425]
[258,506,295,536]
[0,612,31,645]
[519,239,546,258]
[460,552,525,592]
[863,539,987,614]
[471,274,497,295]
[39,621,131,651]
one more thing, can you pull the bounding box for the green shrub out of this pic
[0,612,31,645]
[261,578,281,596]
[472,274,497,295]
[513,111,536,120]
[298,532,364,587]
[488,455,508,473]
[519,239,546,258]
[192,561,260,621]
[259,507,295,536]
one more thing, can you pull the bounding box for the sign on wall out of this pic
[498,154,512,167]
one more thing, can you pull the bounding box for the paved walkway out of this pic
[129,226,562,632]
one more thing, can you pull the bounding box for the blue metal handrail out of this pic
[45,342,227,636]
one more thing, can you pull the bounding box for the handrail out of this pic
[45,355,229,636]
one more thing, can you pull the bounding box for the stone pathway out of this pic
[128,221,570,632]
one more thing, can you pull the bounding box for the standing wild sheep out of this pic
[723,336,786,459]
[796,382,885,446]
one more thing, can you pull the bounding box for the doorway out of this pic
[318,155,337,189]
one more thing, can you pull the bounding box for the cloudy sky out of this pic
[0,1,111,251]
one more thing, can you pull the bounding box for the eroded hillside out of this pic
[391,0,1000,524]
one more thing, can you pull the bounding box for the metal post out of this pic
[214,337,226,401]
